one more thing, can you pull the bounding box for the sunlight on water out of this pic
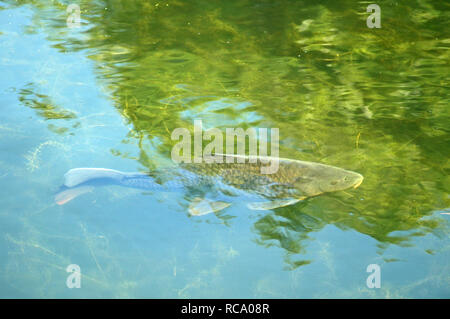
[0,0,448,298]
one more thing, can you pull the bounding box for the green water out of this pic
[0,0,449,298]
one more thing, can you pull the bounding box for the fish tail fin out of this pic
[55,185,94,205]
[64,168,125,187]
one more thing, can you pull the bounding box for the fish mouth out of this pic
[353,175,364,189]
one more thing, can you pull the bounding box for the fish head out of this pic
[293,163,363,197]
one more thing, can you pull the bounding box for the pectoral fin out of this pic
[246,198,304,211]
[188,198,231,216]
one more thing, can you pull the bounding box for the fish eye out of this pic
[343,176,349,181]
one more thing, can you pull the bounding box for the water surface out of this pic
[0,0,449,298]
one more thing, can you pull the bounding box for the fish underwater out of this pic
[55,154,363,216]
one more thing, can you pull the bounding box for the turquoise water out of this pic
[0,0,449,298]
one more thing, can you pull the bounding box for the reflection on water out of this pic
[0,0,449,298]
